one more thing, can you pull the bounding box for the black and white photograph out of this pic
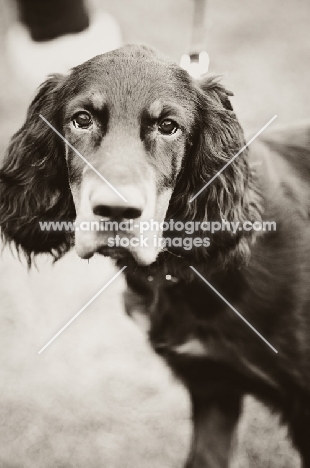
[0,0,310,467]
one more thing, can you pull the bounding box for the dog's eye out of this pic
[72,112,92,129]
[158,119,179,135]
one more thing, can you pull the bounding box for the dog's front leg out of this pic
[185,393,242,468]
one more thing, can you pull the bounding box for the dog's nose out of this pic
[90,187,144,220]
[93,203,142,220]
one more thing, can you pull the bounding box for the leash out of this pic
[180,0,209,78]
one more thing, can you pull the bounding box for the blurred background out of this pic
[0,0,309,466]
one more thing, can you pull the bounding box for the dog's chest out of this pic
[123,272,280,391]
[124,273,220,358]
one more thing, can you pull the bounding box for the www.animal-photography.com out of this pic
[0,0,309,467]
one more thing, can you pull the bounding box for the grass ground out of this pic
[0,0,308,466]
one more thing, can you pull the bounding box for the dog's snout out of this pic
[90,186,145,220]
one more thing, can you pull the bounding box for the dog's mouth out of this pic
[97,245,133,261]
[74,218,165,266]
[76,235,160,266]
[97,242,160,266]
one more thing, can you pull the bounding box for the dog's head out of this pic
[0,45,261,267]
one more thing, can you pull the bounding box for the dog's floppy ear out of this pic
[199,77,234,111]
[0,75,75,265]
[169,76,262,267]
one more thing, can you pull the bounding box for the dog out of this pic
[1,45,310,467]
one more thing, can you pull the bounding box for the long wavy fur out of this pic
[166,76,262,268]
[0,75,75,265]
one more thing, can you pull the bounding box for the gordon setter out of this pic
[1,45,310,468]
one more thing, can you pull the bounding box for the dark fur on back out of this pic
[1,45,310,467]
